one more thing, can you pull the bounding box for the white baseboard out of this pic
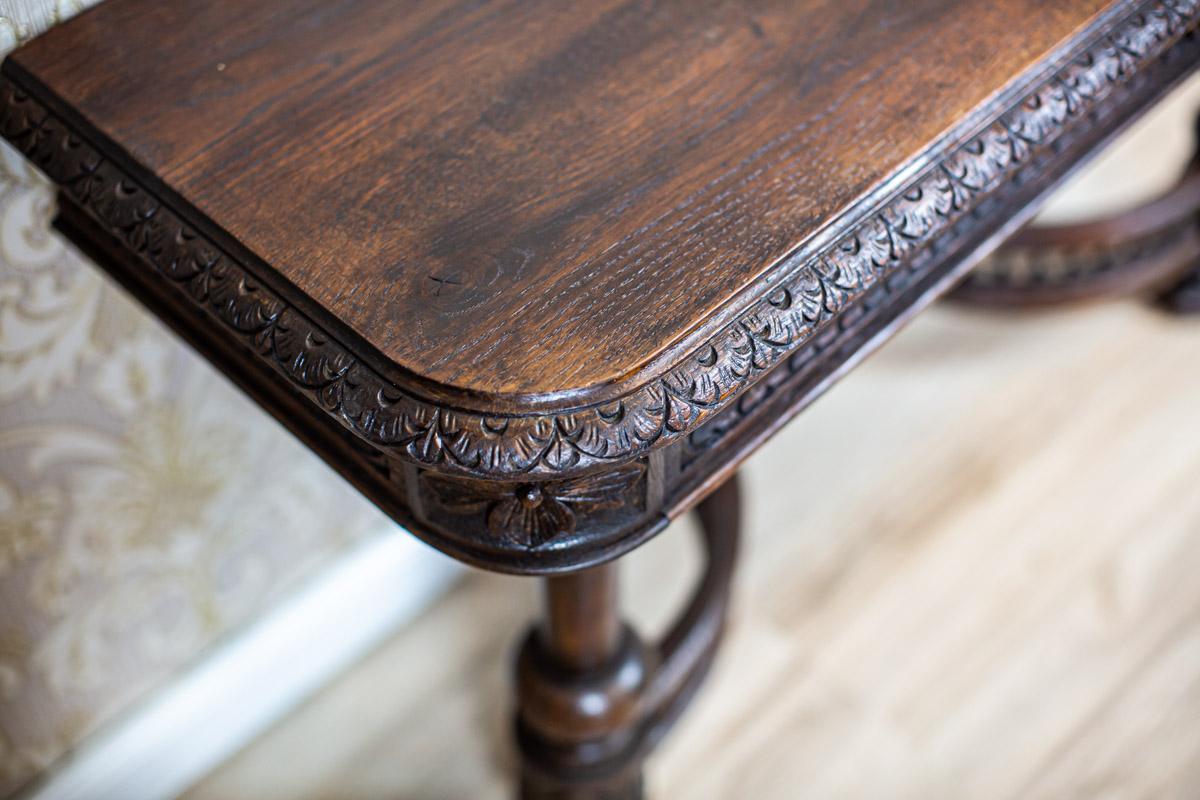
[19,531,459,800]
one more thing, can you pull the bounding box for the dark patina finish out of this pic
[3,0,1197,795]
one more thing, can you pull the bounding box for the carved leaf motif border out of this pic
[0,0,1195,479]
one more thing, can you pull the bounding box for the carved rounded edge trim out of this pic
[1,0,1195,479]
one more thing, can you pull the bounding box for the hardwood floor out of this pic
[186,80,1200,800]
[184,299,1200,800]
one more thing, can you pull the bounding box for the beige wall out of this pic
[0,2,396,795]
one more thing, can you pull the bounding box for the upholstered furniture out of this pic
[2,0,1198,796]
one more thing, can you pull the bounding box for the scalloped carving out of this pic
[1,0,1195,479]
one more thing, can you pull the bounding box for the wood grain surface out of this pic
[10,0,1113,399]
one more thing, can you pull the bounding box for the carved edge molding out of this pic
[0,0,1196,480]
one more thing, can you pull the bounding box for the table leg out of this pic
[515,474,742,799]
[1159,263,1200,313]
[951,111,1200,311]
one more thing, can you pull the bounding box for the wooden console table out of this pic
[3,1,1198,796]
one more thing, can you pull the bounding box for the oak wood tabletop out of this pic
[6,0,1117,403]
[5,4,1199,793]
[2,0,1196,571]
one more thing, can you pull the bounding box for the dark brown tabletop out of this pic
[2,0,1196,571]
[5,4,1198,795]
[7,0,1117,402]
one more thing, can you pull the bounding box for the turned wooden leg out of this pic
[516,562,647,799]
[515,474,742,799]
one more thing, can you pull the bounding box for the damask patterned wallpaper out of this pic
[0,2,397,795]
